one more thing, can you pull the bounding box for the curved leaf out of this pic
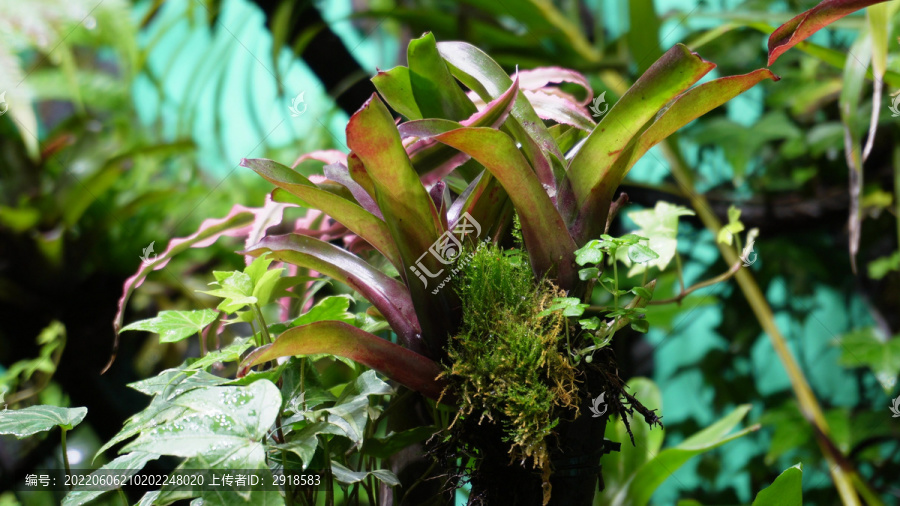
[572,67,779,246]
[767,0,889,66]
[517,66,593,105]
[611,405,758,506]
[752,464,803,506]
[523,90,595,131]
[402,73,519,182]
[63,452,160,506]
[567,44,716,243]
[372,66,423,120]
[120,309,218,344]
[241,321,445,401]
[108,205,262,373]
[407,32,477,121]
[243,234,425,356]
[430,127,578,287]
[323,161,383,218]
[347,94,457,355]
[241,158,402,269]
[437,41,560,187]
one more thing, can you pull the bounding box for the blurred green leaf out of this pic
[751,464,802,506]
[834,327,900,392]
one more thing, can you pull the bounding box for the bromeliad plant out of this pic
[228,33,775,504]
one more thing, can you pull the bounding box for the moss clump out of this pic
[440,243,579,472]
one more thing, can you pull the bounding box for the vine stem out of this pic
[660,138,879,506]
[649,259,742,305]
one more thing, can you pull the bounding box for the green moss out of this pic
[441,243,579,470]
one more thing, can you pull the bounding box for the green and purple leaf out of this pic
[347,94,459,355]
[429,127,578,288]
[243,234,425,356]
[240,158,402,269]
[523,90,595,131]
[517,67,593,105]
[767,0,890,66]
[437,41,560,188]
[322,161,382,218]
[570,69,777,243]
[566,44,716,244]
[239,321,445,401]
[402,72,519,183]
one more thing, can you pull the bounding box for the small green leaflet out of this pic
[120,309,218,343]
[290,296,356,328]
[199,254,285,312]
[0,405,87,438]
[717,205,746,245]
[201,271,258,312]
[539,297,588,318]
